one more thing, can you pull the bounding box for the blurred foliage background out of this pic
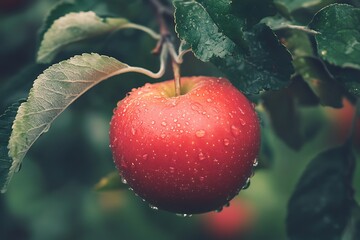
[0,0,359,240]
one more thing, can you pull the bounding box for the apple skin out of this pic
[109,76,260,214]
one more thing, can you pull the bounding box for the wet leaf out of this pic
[309,4,360,70]
[174,0,294,94]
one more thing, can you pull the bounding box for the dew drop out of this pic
[160,133,166,138]
[240,118,246,126]
[198,152,206,161]
[149,204,158,210]
[230,125,241,136]
[121,177,127,184]
[173,119,178,122]
[199,176,205,182]
[169,166,175,173]
[161,121,167,126]
[176,213,192,217]
[239,108,245,115]
[196,130,206,137]
[242,178,251,190]
[206,98,212,102]
[215,206,223,213]
[151,120,155,125]
[191,102,204,114]
[253,158,259,167]
[131,128,136,135]
[223,138,230,146]
[142,154,148,160]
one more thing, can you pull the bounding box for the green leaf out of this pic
[0,100,24,193]
[294,57,344,107]
[4,53,157,192]
[37,11,131,64]
[287,145,356,240]
[94,171,127,191]
[174,0,294,94]
[309,4,360,70]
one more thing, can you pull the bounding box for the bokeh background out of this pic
[1,0,359,239]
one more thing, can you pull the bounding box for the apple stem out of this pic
[172,58,181,96]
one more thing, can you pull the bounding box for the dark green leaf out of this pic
[94,171,127,191]
[309,4,360,70]
[0,100,24,193]
[174,0,294,94]
[287,145,356,240]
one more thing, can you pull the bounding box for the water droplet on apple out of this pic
[151,120,155,125]
[223,138,230,146]
[215,206,223,213]
[242,178,251,190]
[206,98,212,102]
[169,167,175,173]
[173,118,178,122]
[161,121,167,126]
[121,177,127,184]
[131,128,136,135]
[149,204,158,210]
[176,213,192,217]
[199,176,205,182]
[198,152,206,161]
[240,118,246,126]
[239,108,245,115]
[195,130,206,137]
[160,133,166,138]
[230,125,241,136]
[142,154,148,160]
[253,158,258,167]
[191,102,204,114]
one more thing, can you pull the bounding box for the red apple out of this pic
[201,198,256,238]
[109,76,260,214]
[324,98,360,147]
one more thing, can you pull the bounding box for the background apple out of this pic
[324,98,360,148]
[200,198,256,239]
[109,76,261,214]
